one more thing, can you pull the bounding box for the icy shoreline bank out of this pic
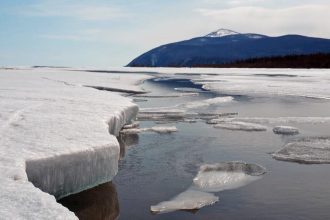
[0,68,150,219]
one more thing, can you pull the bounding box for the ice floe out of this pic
[120,126,178,134]
[193,162,266,192]
[151,162,266,214]
[214,121,267,131]
[273,126,299,135]
[272,137,330,164]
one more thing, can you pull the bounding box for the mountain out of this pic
[127,28,330,67]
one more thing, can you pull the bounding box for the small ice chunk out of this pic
[123,122,140,129]
[151,126,178,134]
[150,189,219,214]
[272,137,330,164]
[273,126,299,135]
[193,162,266,192]
[214,121,267,131]
[120,126,177,134]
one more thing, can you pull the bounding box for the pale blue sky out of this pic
[1,0,329,67]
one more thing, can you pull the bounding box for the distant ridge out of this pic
[193,53,330,69]
[127,29,330,68]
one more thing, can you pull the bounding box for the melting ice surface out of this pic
[273,137,330,164]
[180,96,234,109]
[151,162,266,214]
[214,121,267,132]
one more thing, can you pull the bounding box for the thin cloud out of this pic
[24,1,126,21]
[195,4,330,38]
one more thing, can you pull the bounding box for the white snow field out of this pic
[0,67,150,219]
[115,67,330,100]
[151,162,266,214]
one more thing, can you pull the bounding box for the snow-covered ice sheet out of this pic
[189,69,330,100]
[116,67,330,100]
[151,162,266,214]
[208,117,330,125]
[0,67,150,219]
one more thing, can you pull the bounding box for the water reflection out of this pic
[58,182,119,220]
[118,133,139,158]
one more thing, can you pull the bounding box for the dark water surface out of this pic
[61,76,330,220]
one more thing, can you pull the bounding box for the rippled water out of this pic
[60,76,330,220]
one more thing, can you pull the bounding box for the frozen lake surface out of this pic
[2,67,330,219]
[62,68,330,220]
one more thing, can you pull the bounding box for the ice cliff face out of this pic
[0,67,150,219]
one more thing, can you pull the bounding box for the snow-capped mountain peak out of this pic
[205,28,240,38]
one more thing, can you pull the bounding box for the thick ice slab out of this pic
[272,137,330,164]
[0,68,149,219]
[151,162,266,214]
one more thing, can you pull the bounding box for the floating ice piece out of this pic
[120,126,177,134]
[123,121,140,129]
[193,162,266,192]
[151,126,178,134]
[151,162,266,214]
[214,121,267,131]
[181,96,234,109]
[150,189,219,214]
[207,117,235,124]
[272,137,330,164]
[273,126,299,135]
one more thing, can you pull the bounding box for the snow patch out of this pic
[205,29,240,38]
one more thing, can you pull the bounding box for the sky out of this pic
[1,0,329,68]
